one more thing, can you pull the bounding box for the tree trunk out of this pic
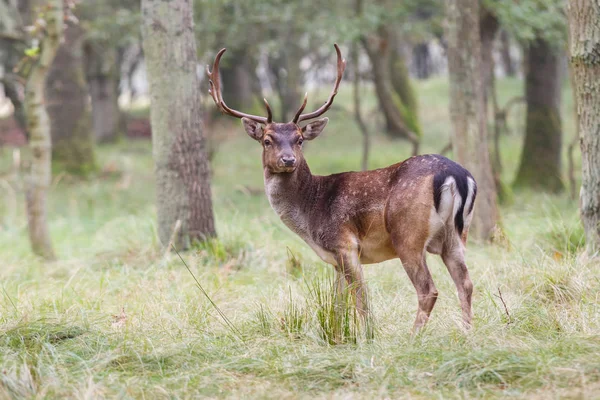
[446,0,499,241]
[389,36,419,131]
[219,47,259,113]
[269,35,303,122]
[84,40,125,143]
[567,0,600,254]
[23,0,63,260]
[514,39,564,192]
[142,0,216,248]
[361,27,420,154]
[479,9,499,111]
[412,43,431,79]
[46,23,95,175]
[0,0,26,135]
[499,30,516,77]
[350,43,370,171]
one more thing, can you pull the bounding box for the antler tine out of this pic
[206,48,226,106]
[206,48,269,124]
[263,98,273,123]
[295,43,346,123]
[292,92,308,123]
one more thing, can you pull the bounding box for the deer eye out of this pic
[264,139,271,146]
[298,138,304,146]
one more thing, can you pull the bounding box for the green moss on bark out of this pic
[514,105,564,193]
[52,110,96,176]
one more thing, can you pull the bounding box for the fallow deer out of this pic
[207,44,477,331]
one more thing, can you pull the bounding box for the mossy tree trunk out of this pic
[46,22,95,175]
[23,0,64,260]
[446,0,499,241]
[84,40,125,143]
[514,38,564,192]
[389,34,420,136]
[142,0,216,248]
[361,26,420,154]
[568,0,600,254]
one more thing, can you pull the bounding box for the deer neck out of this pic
[263,159,317,233]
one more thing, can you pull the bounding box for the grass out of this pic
[0,77,597,399]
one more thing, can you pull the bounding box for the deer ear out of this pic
[301,117,328,141]
[242,118,264,141]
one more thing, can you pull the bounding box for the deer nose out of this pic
[281,156,296,167]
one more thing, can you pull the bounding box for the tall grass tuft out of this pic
[305,275,362,345]
[542,213,585,257]
[253,303,273,336]
[193,237,250,269]
[280,287,307,338]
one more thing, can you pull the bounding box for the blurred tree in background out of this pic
[1,0,595,256]
[142,0,216,248]
[19,0,64,259]
[46,21,95,175]
[79,0,139,143]
[489,0,567,193]
[446,0,499,241]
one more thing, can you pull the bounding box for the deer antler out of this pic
[292,43,346,124]
[206,48,272,124]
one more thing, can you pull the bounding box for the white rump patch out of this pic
[436,176,462,224]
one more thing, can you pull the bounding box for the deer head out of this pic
[206,44,346,173]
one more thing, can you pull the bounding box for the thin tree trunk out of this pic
[84,40,125,143]
[23,0,63,260]
[142,0,216,248]
[567,0,600,254]
[514,39,564,192]
[446,0,499,241]
[499,30,516,77]
[46,22,95,175]
[350,43,370,171]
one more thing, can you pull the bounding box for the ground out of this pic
[0,78,597,399]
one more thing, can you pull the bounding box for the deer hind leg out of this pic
[394,243,438,333]
[441,240,473,328]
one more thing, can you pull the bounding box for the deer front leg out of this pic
[335,249,369,318]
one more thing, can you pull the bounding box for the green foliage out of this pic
[485,0,567,47]
[78,0,140,47]
[23,46,39,58]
